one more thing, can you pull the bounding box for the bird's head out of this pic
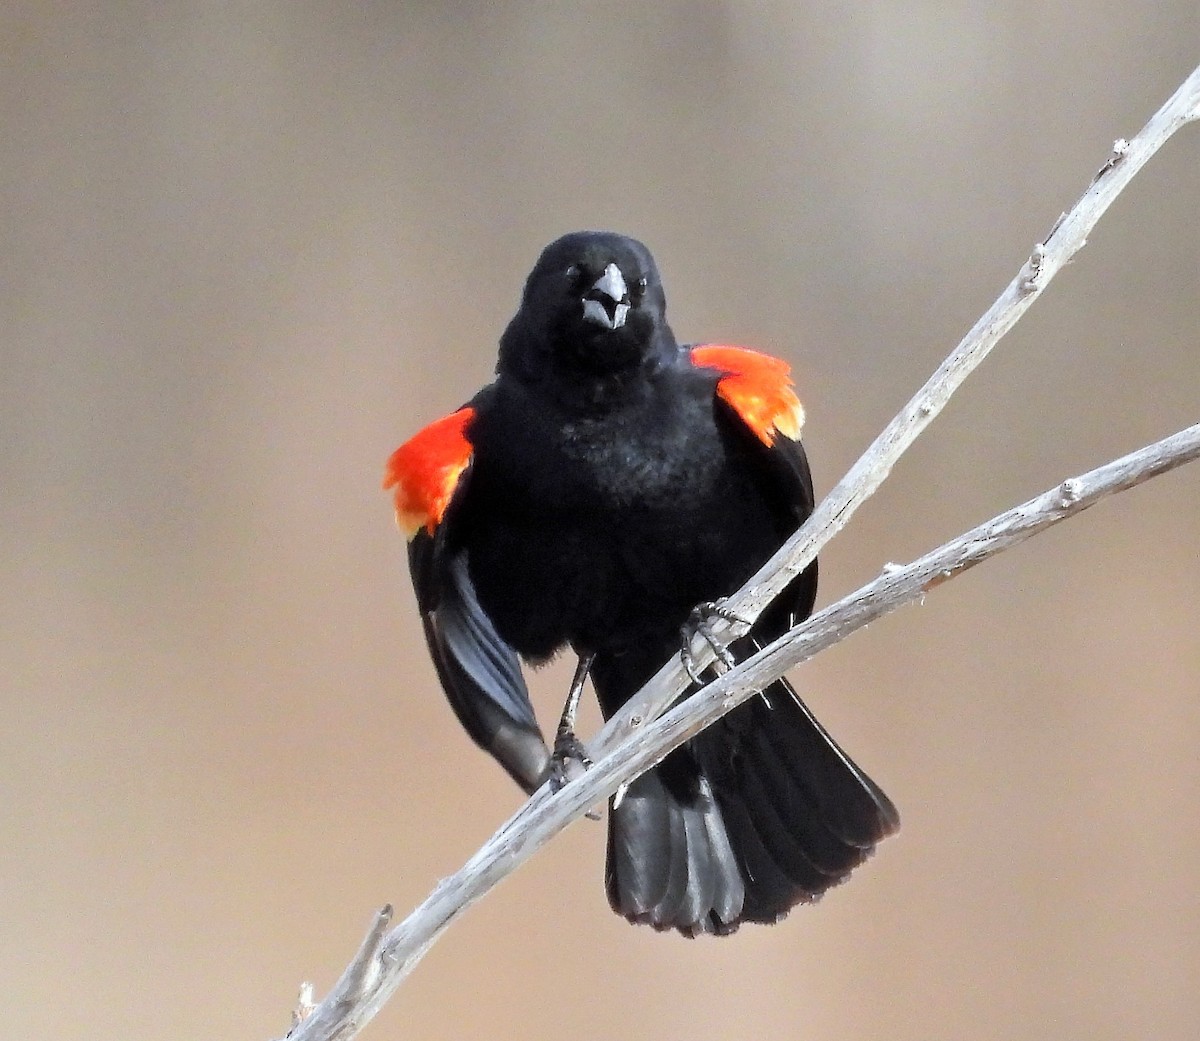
[498,231,675,386]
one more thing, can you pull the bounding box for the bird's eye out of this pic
[565,264,584,287]
[631,277,648,303]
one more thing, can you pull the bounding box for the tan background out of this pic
[4,4,1199,1040]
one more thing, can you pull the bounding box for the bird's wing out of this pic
[384,407,548,793]
[690,344,818,625]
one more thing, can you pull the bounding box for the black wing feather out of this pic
[711,393,818,626]
[408,468,548,793]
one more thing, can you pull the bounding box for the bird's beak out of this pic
[581,263,630,330]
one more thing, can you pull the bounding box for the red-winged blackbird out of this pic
[385,231,898,936]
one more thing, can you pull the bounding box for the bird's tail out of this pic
[605,674,898,936]
[606,753,746,936]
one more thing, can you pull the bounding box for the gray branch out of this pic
[278,63,1200,1041]
[593,60,1200,754]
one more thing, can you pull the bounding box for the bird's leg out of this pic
[680,600,750,684]
[548,652,596,793]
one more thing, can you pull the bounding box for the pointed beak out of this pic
[581,262,630,330]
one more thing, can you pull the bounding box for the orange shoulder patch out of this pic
[690,345,805,446]
[383,407,475,538]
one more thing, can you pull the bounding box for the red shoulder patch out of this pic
[690,345,805,446]
[383,407,475,538]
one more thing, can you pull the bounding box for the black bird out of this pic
[385,231,898,935]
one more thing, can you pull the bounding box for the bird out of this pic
[384,231,898,936]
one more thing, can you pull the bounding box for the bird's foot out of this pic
[680,600,749,684]
[549,728,593,790]
[548,729,601,819]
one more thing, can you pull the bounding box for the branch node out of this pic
[612,780,630,808]
[1059,477,1084,505]
[289,982,317,1033]
[1095,137,1132,181]
[1021,242,1047,291]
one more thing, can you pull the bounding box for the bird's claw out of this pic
[548,730,601,819]
[680,600,747,683]
[549,730,593,790]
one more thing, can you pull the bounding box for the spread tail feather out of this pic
[605,675,898,935]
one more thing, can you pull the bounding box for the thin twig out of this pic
[277,63,1200,1041]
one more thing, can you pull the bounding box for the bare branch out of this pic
[592,61,1200,753]
[276,63,1200,1041]
[284,419,1200,1041]
[657,422,1200,725]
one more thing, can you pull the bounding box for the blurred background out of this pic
[4,4,1199,1040]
